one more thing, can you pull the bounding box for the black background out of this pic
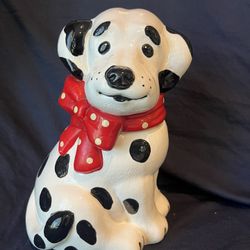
[0,0,250,249]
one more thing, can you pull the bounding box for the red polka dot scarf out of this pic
[58,75,166,173]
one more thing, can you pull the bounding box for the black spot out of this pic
[30,243,54,250]
[60,57,83,80]
[91,187,113,210]
[44,211,74,243]
[55,154,70,178]
[93,21,111,36]
[123,199,139,214]
[166,26,193,57]
[145,26,161,45]
[65,247,78,250]
[158,69,180,92]
[33,234,45,249]
[98,41,110,54]
[129,139,151,163]
[64,20,92,56]
[37,154,49,178]
[39,188,52,212]
[142,44,154,58]
[76,220,97,245]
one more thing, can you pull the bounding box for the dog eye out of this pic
[142,44,154,58]
[98,41,110,54]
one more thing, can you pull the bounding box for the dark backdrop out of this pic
[0,0,250,249]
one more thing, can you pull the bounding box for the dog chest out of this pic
[91,121,169,180]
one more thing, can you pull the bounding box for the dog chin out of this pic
[88,95,155,116]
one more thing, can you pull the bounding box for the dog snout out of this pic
[105,66,135,89]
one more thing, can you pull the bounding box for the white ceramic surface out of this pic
[26,8,192,250]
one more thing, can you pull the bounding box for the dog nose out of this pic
[105,66,135,89]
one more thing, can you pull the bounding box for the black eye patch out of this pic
[98,41,110,54]
[142,44,154,58]
[94,21,111,36]
[145,26,161,45]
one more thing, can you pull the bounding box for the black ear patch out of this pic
[166,26,193,57]
[158,70,180,92]
[145,26,161,45]
[64,20,92,56]
[93,21,111,36]
[60,57,83,80]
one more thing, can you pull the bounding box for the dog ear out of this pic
[57,20,92,80]
[159,27,192,92]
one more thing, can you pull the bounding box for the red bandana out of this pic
[58,75,166,174]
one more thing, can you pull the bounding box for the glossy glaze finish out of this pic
[26,8,192,250]
[105,66,135,89]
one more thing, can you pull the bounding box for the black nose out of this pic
[105,66,135,89]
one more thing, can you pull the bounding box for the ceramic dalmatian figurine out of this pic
[26,8,192,250]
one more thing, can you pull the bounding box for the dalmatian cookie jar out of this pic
[26,8,192,250]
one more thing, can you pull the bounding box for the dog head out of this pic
[58,8,192,116]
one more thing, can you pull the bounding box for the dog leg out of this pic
[115,175,168,245]
[154,172,170,217]
[27,183,146,250]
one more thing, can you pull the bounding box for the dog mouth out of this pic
[98,92,147,102]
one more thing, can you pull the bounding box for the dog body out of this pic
[26,8,192,250]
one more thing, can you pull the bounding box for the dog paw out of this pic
[107,223,145,250]
[155,188,170,216]
[143,213,168,244]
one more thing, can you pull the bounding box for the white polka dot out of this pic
[78,139,81,145]
[102,119,110,127]
[61,92,66,99]
[73,106,78,114]
[95,138,102,145]
[86,157,93,164]
[59,141,64,147]
[90,113,97,120]
[142,122,149,129]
